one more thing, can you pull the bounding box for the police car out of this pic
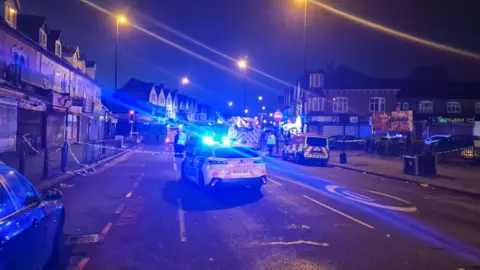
[181,138,267,192]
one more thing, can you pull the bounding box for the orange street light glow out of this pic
[237,59,247,70]
[310,0,480,61]
[117,16,127,23]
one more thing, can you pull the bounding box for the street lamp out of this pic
[181,76,189,85]
[237,59,247,70]
[244,108,249,114]
[269,112,273,117]
[238,58,248,115]
[115,15,127,91]
[258,96,263,101]
[262,106,266,110]
[228,101,233,107]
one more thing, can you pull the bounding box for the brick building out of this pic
[0,0,112,183]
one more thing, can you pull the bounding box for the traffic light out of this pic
[128,110,135,123]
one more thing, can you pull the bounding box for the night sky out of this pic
[23,0,480,114]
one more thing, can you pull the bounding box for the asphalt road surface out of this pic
[54,145,480,270]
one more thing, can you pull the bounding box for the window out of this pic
[55,40,62,57]
[396,102,401,110]
[39,28,47,47]
[306,137,327,147]
[0,178,15,218]
[3,170,38,207]
[475,102,480,114]
[419,101,433,113]
[402,102,409,111]
[369,97,386,112]
[5,3,16,28]
[332,97,348,113]
[446,101,461,114]
[66,114,78,142]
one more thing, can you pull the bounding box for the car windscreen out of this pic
[214,147,260,158]
[306,137,327,147]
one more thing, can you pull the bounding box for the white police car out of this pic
[181,140,267,192]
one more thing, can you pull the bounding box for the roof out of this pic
[62,45,78,57]
[323,65,401,89]
[17,14,47,42]
[47,29,62,53]
[113,78,156,113]
[397,81,480,99]
[85,61,96,68]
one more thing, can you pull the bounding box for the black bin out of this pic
[403,155,437,176]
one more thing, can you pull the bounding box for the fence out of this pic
[0,138,130,187]
[363,138,480,166]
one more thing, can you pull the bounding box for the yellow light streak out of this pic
[310,0,480,61]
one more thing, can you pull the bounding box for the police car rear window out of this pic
[214,147,259,158]
[306,137,327,147]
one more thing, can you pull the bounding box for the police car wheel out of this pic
[181,163,187,181]
[198,171,205,186]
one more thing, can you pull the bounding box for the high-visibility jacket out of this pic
[267,134,276,145]
[177,132,186,145]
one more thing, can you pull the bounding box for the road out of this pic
[54,145,480,270]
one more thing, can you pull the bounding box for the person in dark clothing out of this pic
[275,131,280,154]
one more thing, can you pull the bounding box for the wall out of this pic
[0,27,37,72]
[399,98,480,115]
[324,89,397,115]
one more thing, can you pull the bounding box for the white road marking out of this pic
[177,198,187,242]
[260,240,328,247]
[303,195,375,229]
[74,257,90,270]
[366,190,412,204]
[325,185,417,213]
[268,178,282,186]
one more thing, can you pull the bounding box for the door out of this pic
[1,170,47,270]
[0,178,39,270]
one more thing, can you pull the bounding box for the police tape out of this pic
[22,134,62,154]
[77,142,173,155]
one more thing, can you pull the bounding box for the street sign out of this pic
[273,110,283,122]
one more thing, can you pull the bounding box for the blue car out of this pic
[0,163,65,270]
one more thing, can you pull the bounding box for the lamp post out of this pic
[301,0,308,133]
[115,15,127,91]
[238,58,247,116]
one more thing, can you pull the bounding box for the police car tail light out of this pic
[208,160,228,164]
[253,159,264,164]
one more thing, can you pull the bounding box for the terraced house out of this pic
[0,0,113,184]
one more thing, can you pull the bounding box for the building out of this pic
[283,66,400,137]
[0,0,111,182]
[397,81,480,139]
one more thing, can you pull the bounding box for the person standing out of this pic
[275,131,280,154]
[267,132,276,156]
[174,129,187,156]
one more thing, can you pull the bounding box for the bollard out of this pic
[340,152,347,164]
[43,149,49,179]
[61,142,69,173]
[19,151,26,175]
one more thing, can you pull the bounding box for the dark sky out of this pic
[23,0,480,114]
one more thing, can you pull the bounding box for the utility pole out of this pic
[301,0,308,133]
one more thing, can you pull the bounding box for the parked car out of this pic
[424,135,449,145]
[0,162,65,270]
[283,134,329,166]
[432,135,480,152]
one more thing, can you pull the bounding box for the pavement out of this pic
[52,145,480,270]
[327,150,480,196]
